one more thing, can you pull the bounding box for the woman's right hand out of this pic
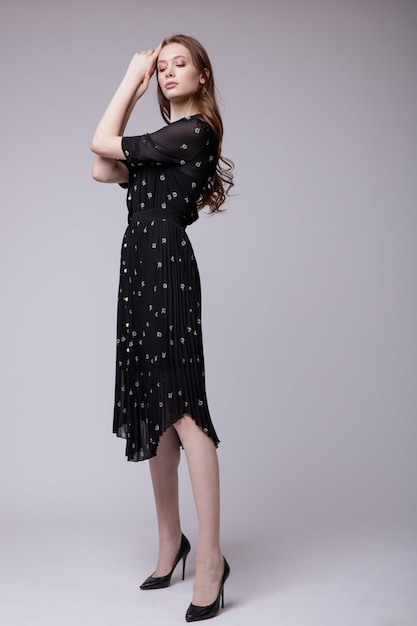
[125,44,162,100]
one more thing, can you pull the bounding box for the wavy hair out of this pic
[157,34,234,213]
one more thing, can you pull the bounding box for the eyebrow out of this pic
[157,55,187,64]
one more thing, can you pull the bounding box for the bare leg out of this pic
[173,415,224,606]
[148,426,183,576]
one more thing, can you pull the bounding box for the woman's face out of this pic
[157,43,205,102]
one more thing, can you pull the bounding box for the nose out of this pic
[166,64,174,77]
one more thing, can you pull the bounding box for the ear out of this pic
[200,68,209,84]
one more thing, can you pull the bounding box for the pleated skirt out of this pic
[113,209,219,461]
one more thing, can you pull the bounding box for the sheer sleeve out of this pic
[121,117,211,167]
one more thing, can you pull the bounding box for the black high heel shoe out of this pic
[140,534,191,590]
[185,557,230,622]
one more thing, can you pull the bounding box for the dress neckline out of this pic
[169,114,204,124]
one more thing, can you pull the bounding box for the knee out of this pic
[173,414,193,438]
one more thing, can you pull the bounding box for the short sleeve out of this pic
[121,117,211,166]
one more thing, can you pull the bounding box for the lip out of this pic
[165,81,178,89]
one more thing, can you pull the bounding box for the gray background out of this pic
[1,1,416,624]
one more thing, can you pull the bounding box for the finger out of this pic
[152,42,163,59]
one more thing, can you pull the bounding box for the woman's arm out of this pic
[91,95,137,183]
[90,46,161,181]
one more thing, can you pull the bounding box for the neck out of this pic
[169,98,200,123]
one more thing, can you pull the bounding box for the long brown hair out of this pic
[157,34,234,213]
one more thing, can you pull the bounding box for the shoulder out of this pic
[172,115,215,137]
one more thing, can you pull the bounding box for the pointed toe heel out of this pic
[140,534,191,590]
[185,557,230,622]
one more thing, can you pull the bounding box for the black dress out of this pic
[113,114,220,461]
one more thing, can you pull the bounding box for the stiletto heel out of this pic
[182,552,188,580]
[140,534,191,590]
[185,557,230,622]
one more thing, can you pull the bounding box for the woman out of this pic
[90,34,233,622]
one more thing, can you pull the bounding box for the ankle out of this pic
[158,529,182,546]
[195,548,223,569]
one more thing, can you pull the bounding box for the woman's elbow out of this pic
[90,139,103,157]
[91,158,110,182]
[92,168,105,182]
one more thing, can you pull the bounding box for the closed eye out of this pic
[158,63,185,72]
